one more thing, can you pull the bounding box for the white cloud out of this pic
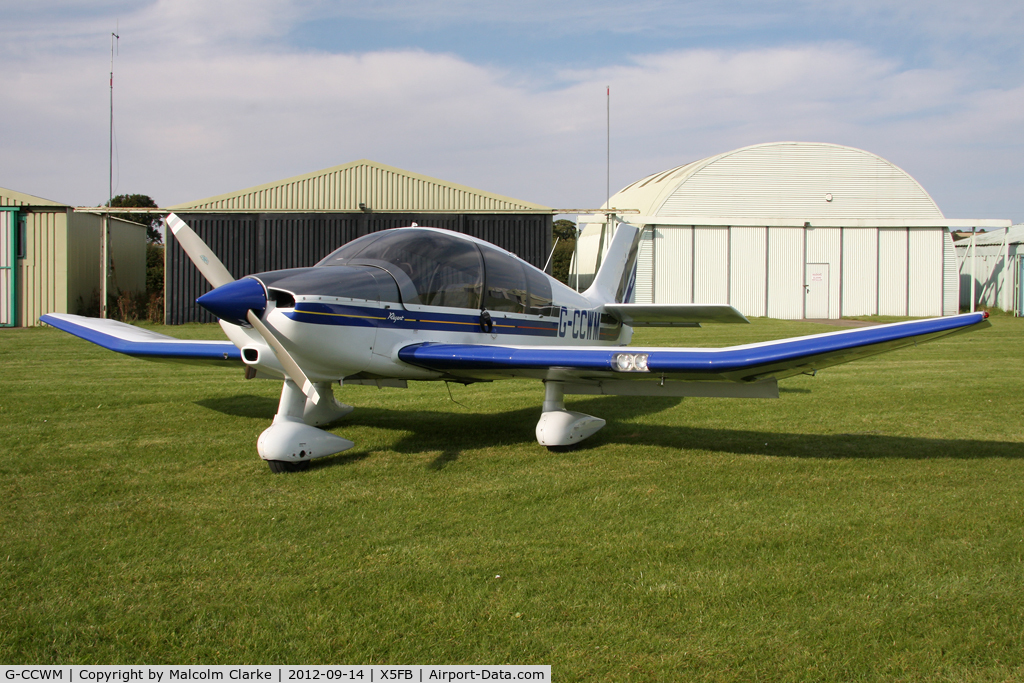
[1,2,1022,220]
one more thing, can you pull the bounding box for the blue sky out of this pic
[2,0,1022,221]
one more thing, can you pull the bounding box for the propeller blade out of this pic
[246,309,322,405]
[166,213,234,288]
[168,213,321,405]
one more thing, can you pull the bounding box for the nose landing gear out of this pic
[260,379,354,472]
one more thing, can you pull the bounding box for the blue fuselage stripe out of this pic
[285,302,619,339]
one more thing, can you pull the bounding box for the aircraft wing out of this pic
[40,313,242,365]
[398,313,989,392]
[603,303,750,326]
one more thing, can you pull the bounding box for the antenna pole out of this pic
[109,28,119,206]
[606,85,610,205]
[102,28,118,319]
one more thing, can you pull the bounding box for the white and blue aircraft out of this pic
[42,214,989,472]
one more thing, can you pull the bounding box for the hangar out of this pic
[575,142,1010,319]
[0,187,146,327]
[165,159,554,324]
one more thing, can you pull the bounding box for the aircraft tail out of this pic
[581,222,640,306]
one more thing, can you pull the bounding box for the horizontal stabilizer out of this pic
[604,303,750,326]
[41,313,241,364]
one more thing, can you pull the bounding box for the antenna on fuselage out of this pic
[606,85,610,207]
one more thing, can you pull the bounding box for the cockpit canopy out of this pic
[317,228,555,315]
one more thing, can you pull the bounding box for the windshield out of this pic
[317,227,562,315]
[318,229,483,308]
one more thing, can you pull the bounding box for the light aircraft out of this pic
[42,214,990,472]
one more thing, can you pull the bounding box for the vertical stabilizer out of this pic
[582,222,640,306]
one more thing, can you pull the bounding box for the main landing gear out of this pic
[535,381,605,450]
[260,380,354,473]
[262,380,606,471]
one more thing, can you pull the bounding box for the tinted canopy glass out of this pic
[483,249,528,313]
[257,266,400,303]
[317,229,483,309]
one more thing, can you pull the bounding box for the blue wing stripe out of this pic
[41,313,242,362]
[398,313,988,376]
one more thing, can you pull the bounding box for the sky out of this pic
[1,0,1022,222]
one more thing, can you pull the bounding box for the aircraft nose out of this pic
[196,277,267,326]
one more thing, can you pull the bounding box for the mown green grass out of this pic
[1,316,1023,681]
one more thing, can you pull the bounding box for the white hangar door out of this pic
[908,228,944,317]
[0,210,14,327]
[805,264,830,318]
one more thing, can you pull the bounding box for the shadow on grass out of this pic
[197,395,279,419]
[198,393,1024,464]
[310,449,370,470]
[609,424,1024,460]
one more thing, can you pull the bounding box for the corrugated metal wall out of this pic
[18,210,68,326]
[66,212,99,316]
[694,227,729,304]
[631,224,947,320]
[767,227,805,319]
[635,229,655,304]
[653,226,693,303]
[167,212,551,323]
[908,229,943,316]
[466,215,550,266]
[61,214,146,318]
[806,227,842,318]
[107,217,147,297]
[878,228,909,316]
[168,214,318,324]
[1019,256,1023,316]
[729,227,767,317]
[0,210,14,326]
[841,228,878,316]
[943,231,959,315]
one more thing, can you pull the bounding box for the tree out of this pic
[106,194,162,244]
[553,218,577,241]
[550,219,578,285]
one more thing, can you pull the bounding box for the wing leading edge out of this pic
[398,313,990,383]
[40,313,242,364]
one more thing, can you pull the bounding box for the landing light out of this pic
[613,353,649,372]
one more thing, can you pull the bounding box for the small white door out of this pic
[805,263,829,319]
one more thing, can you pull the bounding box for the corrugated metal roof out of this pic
[168,159,552,213]
[955,224,1024,247]
[604,142,944,221]
[0,187,65,207]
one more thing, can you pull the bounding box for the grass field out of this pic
[1,315,1023,680]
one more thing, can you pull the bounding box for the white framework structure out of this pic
[576,142,1009,319]
[954,225,1024,315]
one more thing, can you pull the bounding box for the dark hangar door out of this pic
[165,212,551,324]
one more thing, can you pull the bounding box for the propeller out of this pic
[166,213,234,288]
[170,213,322,405]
